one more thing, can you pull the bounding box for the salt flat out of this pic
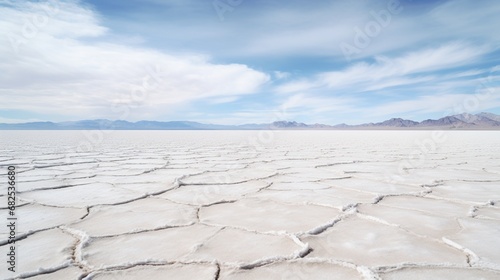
[1,131,500,279]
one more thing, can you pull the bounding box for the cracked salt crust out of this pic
[1,131,500,279]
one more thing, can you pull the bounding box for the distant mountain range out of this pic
[1,112,500,130]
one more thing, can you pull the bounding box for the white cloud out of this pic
[0,0,269,121]
[273,71,290,80]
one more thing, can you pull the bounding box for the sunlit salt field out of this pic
[1,131,500,279]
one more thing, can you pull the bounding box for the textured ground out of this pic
[1,131,500,279]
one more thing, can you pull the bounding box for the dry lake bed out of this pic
[1,131,500,279]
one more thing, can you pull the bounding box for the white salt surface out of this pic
[0,203,86,238]
[0,131,499,279]
[1,229,74,279]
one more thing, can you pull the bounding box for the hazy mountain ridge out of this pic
[1,112,500,130]
[356,113,500,129]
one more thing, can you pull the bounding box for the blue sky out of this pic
[1,0,499,124]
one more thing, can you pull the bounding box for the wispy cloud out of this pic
[277,42,490,94]
[364,92,500,119]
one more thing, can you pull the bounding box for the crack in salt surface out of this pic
[372,189,432,204]
[238,234,311,270]
[214,262,221,280]
[5,262,72,280]
[441,237,482,268]
[306,209,356,235]
[82,260,220,279]
[59,226,92,272]
[17,182,92,193]
[178,172,280,186]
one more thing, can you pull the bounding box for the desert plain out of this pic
[1,130,500,279]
